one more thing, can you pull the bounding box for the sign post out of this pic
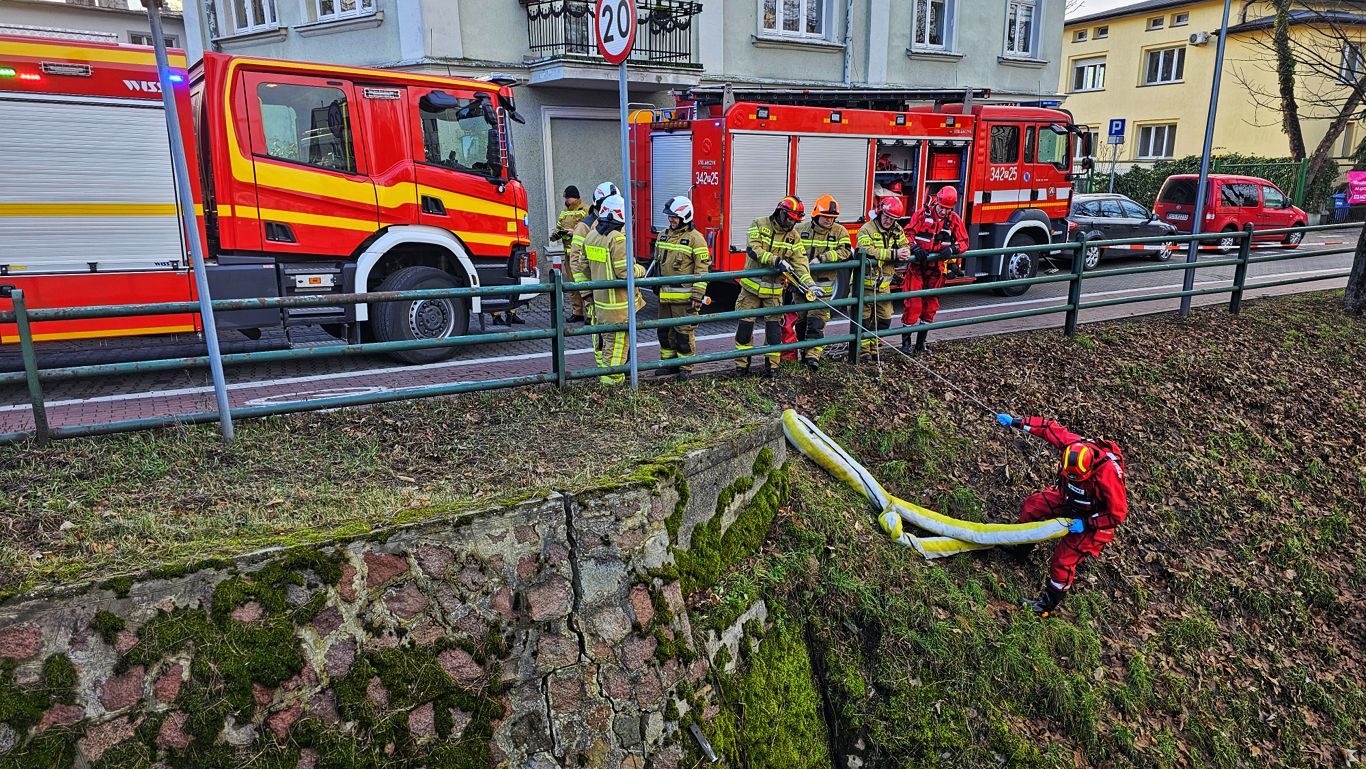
[1181,0,1233,317]
[1106,118,1125,194]
[595,0,639,388]
[146,0,234,442]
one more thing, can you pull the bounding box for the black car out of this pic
[1068,193,1178,270]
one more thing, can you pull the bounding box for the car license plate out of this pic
[1167,213,1189,221]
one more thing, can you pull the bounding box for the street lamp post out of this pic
[1180,0,1233,316]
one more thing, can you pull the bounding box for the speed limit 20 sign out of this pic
[595,0,636,64]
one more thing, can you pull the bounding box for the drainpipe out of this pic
[842,0,854,85]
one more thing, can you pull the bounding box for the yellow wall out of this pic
[1061,0,1363,162]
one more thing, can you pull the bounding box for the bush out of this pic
[1083,154,1338,213]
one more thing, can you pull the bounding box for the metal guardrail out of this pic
[0,222,1356,445]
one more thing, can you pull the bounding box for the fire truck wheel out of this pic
[371,266,469,364]
[993,235,1040,297]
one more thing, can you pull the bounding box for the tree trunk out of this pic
[1347,225,1366,315]
[1273,0,1307,159]
[1306,85,1365,185]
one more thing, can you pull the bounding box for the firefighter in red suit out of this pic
[995,412,1129,614]
[901,186,969,355]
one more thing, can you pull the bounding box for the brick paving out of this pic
[0,232,1356,436]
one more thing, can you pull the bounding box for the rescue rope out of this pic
[782,410,1080,557]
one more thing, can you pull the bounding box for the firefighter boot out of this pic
[1020,584,1065,615]
[913,329,931,355]
[900,330,915,356]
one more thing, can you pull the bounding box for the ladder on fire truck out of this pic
[683,85,993,112]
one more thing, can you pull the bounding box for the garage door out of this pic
[795,136,870,222]
[0,96,185,274]
[728,133,791,249]
[650,133,692,231]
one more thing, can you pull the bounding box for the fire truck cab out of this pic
[631,89,1089,300]
[0,36,536,363]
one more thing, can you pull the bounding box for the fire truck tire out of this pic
[993,233,1040,297]
[371,266,470,364]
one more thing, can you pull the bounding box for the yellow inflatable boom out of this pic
[781,410,1078,559]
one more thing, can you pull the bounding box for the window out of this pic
[257,83,355,173]
[1100,199,1124,217]
[1095,25,1109,39]
[912,0,953,50]
[1172,12,1189,26]
[315,0,375,22]
[420,92,506,179]
[1262,185,1287,208]
[1340,43,1364,84]
[1147,16,1164,30]
[1120,200,1149,218]
[1003,0,1037,58]
[1158,178,1198,204]
[1073,29,1087,43]
[1137,124,1177,158]
[129,32,178,47]
[1073,200,1100,216]
[1145,46,1186,84]
[1071,56,1106,91]
[1220,183,1259,207]
[990,125,1020,163]
[227,0,277,34]
[1037,126,1068,168]
[762,0,826,39]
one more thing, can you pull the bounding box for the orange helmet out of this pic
[1061,441,1100,482]
[813,195,840,218]
[774,196,805,225]
[935,186,959,208]
[877,196,906,219]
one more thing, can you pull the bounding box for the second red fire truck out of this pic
[630,88,1092,299]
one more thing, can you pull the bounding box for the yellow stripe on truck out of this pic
[0,203,189,217]
[3,324,197,344]
[0,39,187,67]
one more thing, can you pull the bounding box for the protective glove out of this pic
[938,245,955,259]
[810,286,829,300]
[996,413,1021,428]
[1068,519,1086,534]
[776,258,793,275]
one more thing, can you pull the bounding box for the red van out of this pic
[1153,174,1307,252]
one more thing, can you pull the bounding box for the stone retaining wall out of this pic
[0,420,787,769]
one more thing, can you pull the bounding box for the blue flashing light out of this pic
[169,74,185,83]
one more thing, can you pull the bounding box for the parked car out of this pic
[1153,174,1307,253]
[1067,193,1178,270]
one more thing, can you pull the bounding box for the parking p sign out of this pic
[1107,118,1125,145]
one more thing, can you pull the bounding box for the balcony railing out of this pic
[524,0,703,67]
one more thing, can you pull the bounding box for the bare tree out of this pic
[1232,1,1366,185]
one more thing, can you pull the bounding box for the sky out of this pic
[1068,0,1143,19]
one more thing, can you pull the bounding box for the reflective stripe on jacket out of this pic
[856,219,909,290]
[743,215,809,296]
[584,227,645,316]
[796,221,852,288]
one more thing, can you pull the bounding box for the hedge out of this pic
[1080,154,1338,213]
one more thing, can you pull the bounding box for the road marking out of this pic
[1,266,1349,414]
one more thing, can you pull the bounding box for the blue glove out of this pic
[996,413,1019,428]
[1068,519,1086,534]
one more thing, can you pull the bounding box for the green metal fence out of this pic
[0,222,1357,445]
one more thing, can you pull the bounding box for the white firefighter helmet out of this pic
[663,195,694,225]
[593,182,620,205]
[598,194,626,224]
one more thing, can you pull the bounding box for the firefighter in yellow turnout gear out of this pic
[582,194,645,385]
[568,182,620,329]
[653,196,711,378]
[856,196,911,360]
[735,196,815,378]
[553,185,590,322]
[795,194,852,369]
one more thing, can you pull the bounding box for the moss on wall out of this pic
[674,451,788,596]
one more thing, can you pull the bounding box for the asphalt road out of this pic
[1,227,1357,435]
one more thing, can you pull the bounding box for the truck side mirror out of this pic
[1081,156,1095,171]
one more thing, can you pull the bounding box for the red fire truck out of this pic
[630,89,1091,299]
[0,36,536,363]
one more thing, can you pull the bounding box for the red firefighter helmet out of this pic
[877,196,906,219]
[1061,441,1100,482]
[774,196,805,225]
[813,195,840,218]
[935,186,959,209]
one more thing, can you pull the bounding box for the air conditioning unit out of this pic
[1190,31,1212,46]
